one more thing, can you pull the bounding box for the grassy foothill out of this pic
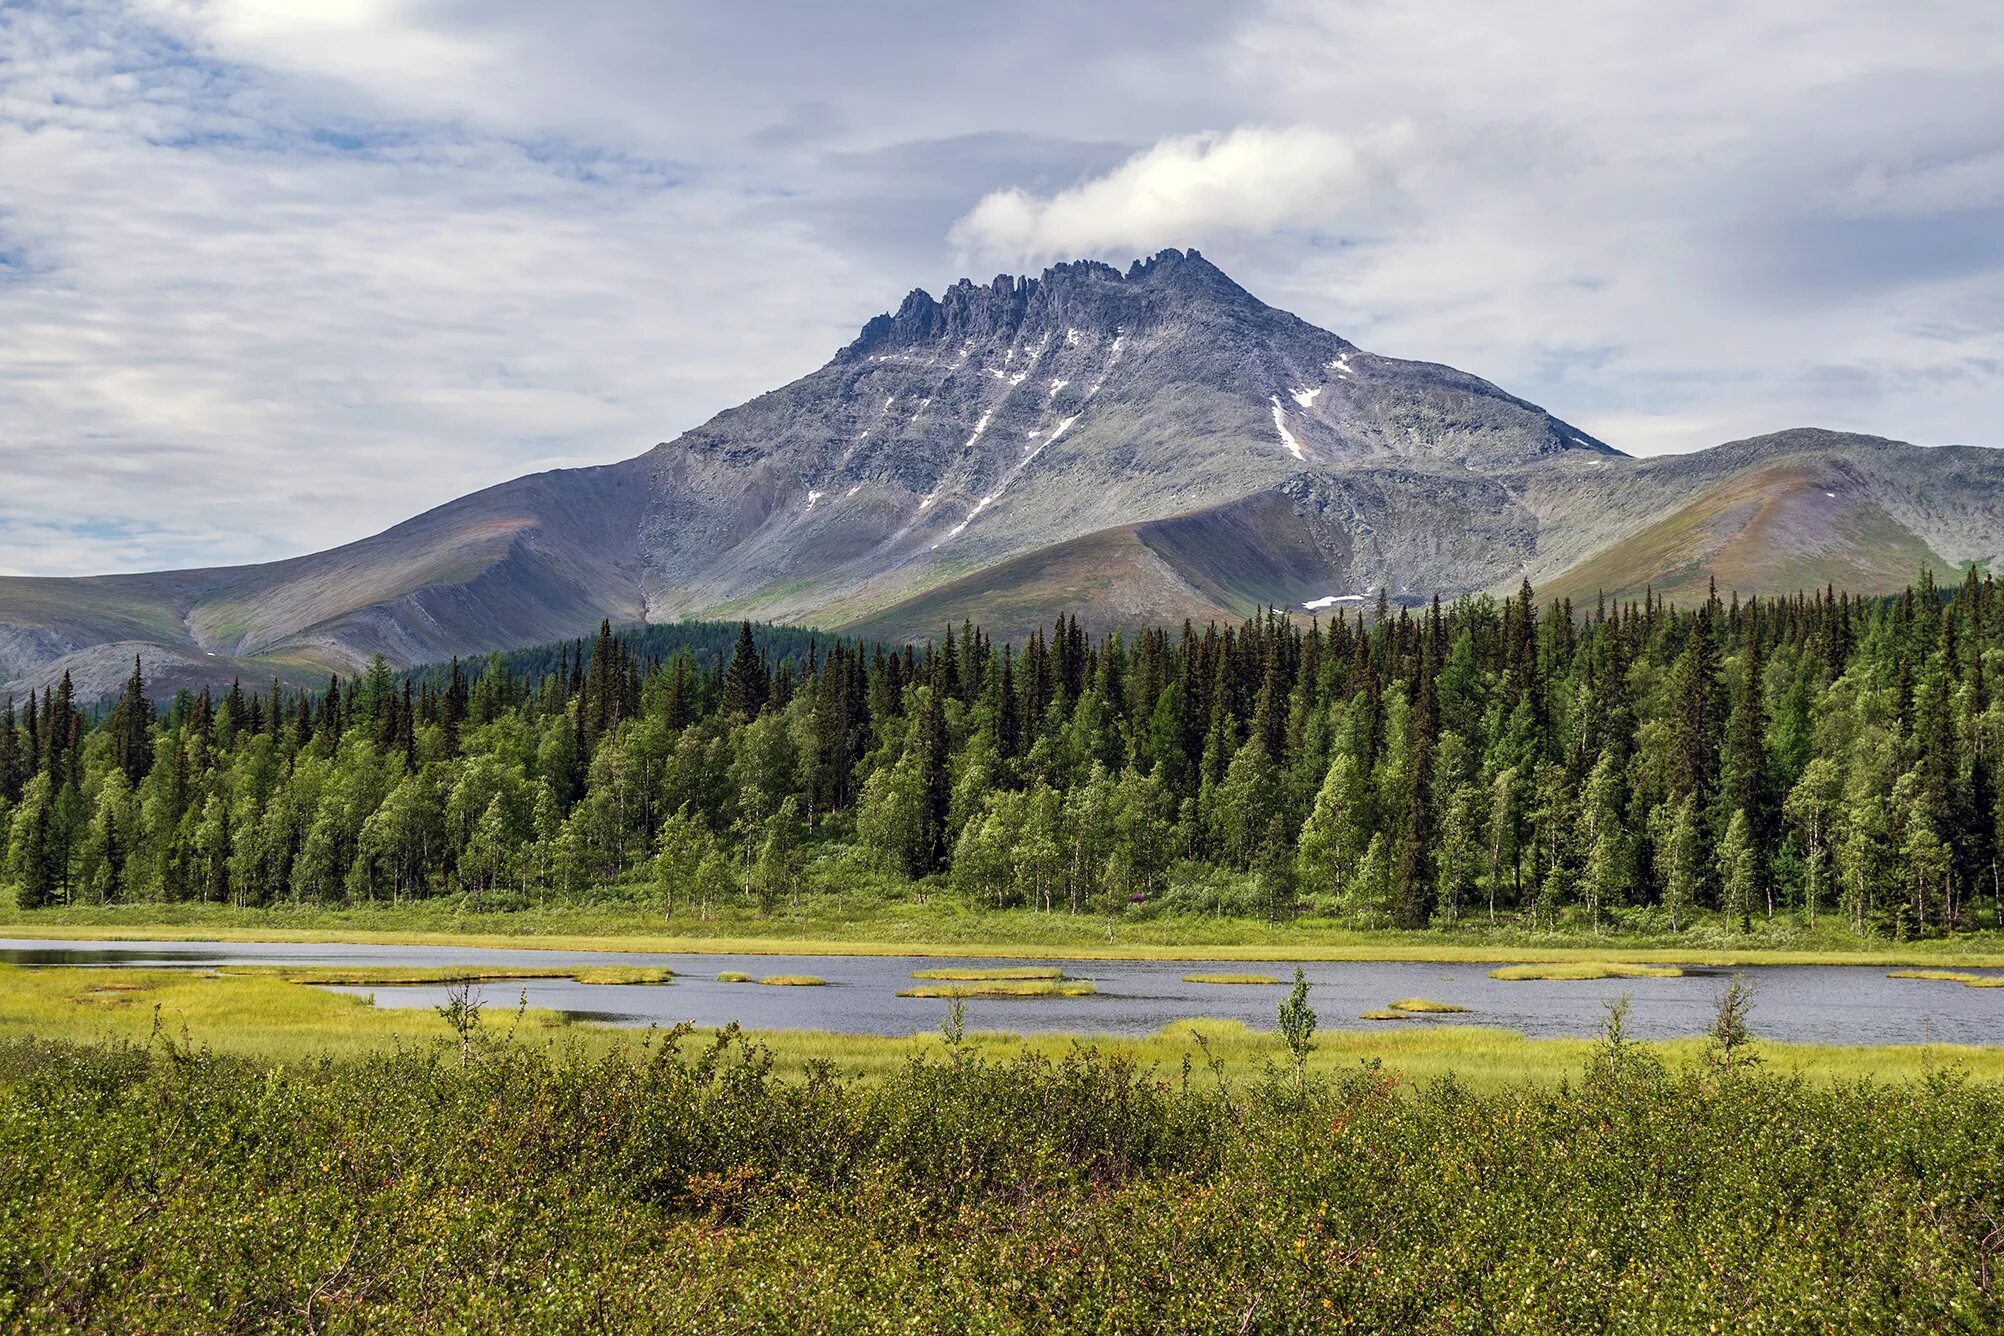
[1490,961,1685,981]
[898,979,1097,999]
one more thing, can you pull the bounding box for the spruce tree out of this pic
[722,622,768,719]
[110,657,153,786]
[0,696,17,804]
[915,686,951,874]
[1669,599,1724,833]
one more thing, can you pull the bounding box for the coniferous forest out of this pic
[4,573,2002,939]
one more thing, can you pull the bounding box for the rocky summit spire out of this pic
[839,248,1252,364]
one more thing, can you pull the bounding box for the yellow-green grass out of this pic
[1388,998,1470,1013]
[568,966,672,985]
[757,975,826,987]
[716,971,754,983]
[1360,1009,1416,1021]
[897,980,1098,999]
[19,902,2004,968]
[0,966,603,1062]
[1183,973,1282,985]
[226,965,672,987]
[909,967,1063,981]
[1490,962,1685,981]
[7,967,2004,1091]
[1887,970,2004,988]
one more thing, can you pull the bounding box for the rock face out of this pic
[618,248,1611,635]
[1,250,1998,696]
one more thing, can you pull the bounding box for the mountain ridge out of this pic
[1,251,1995,697]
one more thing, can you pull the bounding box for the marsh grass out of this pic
[1360,1009,1416,1021]
[1490,962,1684,981]
[232,965,673,987]
[1387,998,1469,1013]
[898,980,1097,999]
[909,967,1063,981]
[1182,973,1282,985]
[756,975,827,986]
[0,966,589,1061]
[19,900,2004,968]
[570,966,674,985]
[7,965,2004,1091]
[1887,969,2004,988]
[715,971,754,983]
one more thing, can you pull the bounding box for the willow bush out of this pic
[0,1021,1999,1332]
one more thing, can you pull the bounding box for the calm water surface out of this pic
[6,938,2003,1047]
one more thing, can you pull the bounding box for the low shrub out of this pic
[1,1014,2000,1330]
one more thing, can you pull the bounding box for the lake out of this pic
[5,938,2002,1046]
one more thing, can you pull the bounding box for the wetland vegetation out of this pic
[2,981,2001,1332]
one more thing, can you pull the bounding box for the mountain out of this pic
[2,250,1999,697]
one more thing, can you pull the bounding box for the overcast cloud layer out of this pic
[2,0,2001,575]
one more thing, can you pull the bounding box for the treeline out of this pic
[395,619,842,698]
[3,572,2002,935]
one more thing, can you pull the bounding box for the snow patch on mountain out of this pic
[1269,397,1305,461]
[941,413,1085,546]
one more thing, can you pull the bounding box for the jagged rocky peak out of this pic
[839,248,1254,361]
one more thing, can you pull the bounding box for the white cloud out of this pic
[950,124,1414,265]
[0,0,899,575]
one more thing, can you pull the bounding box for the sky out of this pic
[3,1,2002,577]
